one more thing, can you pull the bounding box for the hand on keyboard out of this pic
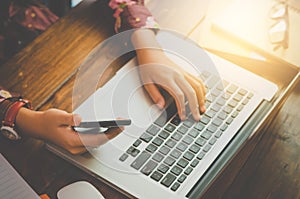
[137,52,206,121]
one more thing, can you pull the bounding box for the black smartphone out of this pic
[72,119,131,134]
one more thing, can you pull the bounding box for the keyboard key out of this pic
[226,117,233,125]
[228,99,238,108]
[171,132,183,141]
[171,165,183,176]
[171,115,181,126]
[170,149,182,159]
[126,146,140,157]
[178,174,187,183]
[209,137,217,145]
[189,144,201,154]
[195,137,206,146]
[140,133,153,143]
[164,156,176,166]
[237,104,244,112]
[176,142,188,152]
[242,98,249,105]
[152,137,164,146]
[191,159,200,167]
[182,136,193,145]
[154,113,168,127]
[183,151,195,161]
[207,124,218,133]
[165,124,176,133]
[211,104,221,112]
[183,119,194,128]
[171,182,181,191]
[233,93,243,102]
[165,139,177,148]
[155,101,178,126]
[158,164,169,174]
[146,143,158,153]
[119,153,129,162]
[158,130,170,140]
[150,171,163,182]
[161,173,176,187]
[216,98,226,106]
[205,109,216,118]
[222,93,231,100]
[200,116,210,125]
[211,88,221,97]
[141,160,158,176]
[247,92,254,99]
[215,130,222,138]
[203,145,212,153]
[223,106,233,114]
[227,84,238,94]
[159,146,171,155]
[188,129,200,138]
[201,131,212,140]
[197,151,205,160]
[133,139,142,147]
[147,124,160,136]
[177,158,189,168]
[131,151,151,170]
[212,118,223,127]
[152,153,164,162]
[184,167,193,175]
[216,82,225,91]
[177,125,188,134]
[217,111,228,120]
[231,111,239,118]
[238,88,247,96]
[220,124,228,131]
[194,123,205,131]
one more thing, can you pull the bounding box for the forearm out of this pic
[131,29,164,63]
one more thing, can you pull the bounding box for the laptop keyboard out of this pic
[118,71,254,192]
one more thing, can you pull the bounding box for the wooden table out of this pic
[1,1,300,198]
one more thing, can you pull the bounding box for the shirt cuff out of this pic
[109,0,159,32]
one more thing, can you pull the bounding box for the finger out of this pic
[186,74,207,113]
[67,147,88,155]
[161,82,186,120]
[176,76,201,121]
[144,83,166,109]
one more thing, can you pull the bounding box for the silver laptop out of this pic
[47,29,278,199]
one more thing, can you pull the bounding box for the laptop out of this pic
[47,29,278,199]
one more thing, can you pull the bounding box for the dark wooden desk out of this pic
[1,1,300,198]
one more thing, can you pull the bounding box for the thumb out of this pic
[144,83,165,109]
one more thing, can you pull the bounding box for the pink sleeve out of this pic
[108,0,159,32]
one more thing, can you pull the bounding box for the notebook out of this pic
[46,30,278,199]
[0,153,40,199]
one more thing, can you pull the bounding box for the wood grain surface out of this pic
[0,1,300,199]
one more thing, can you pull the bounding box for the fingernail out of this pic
[200,106,206,113]
[194,113,201,121]
[157,101,164,109]
[180,114,186,121]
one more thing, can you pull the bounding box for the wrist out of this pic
[15,108,44,139]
